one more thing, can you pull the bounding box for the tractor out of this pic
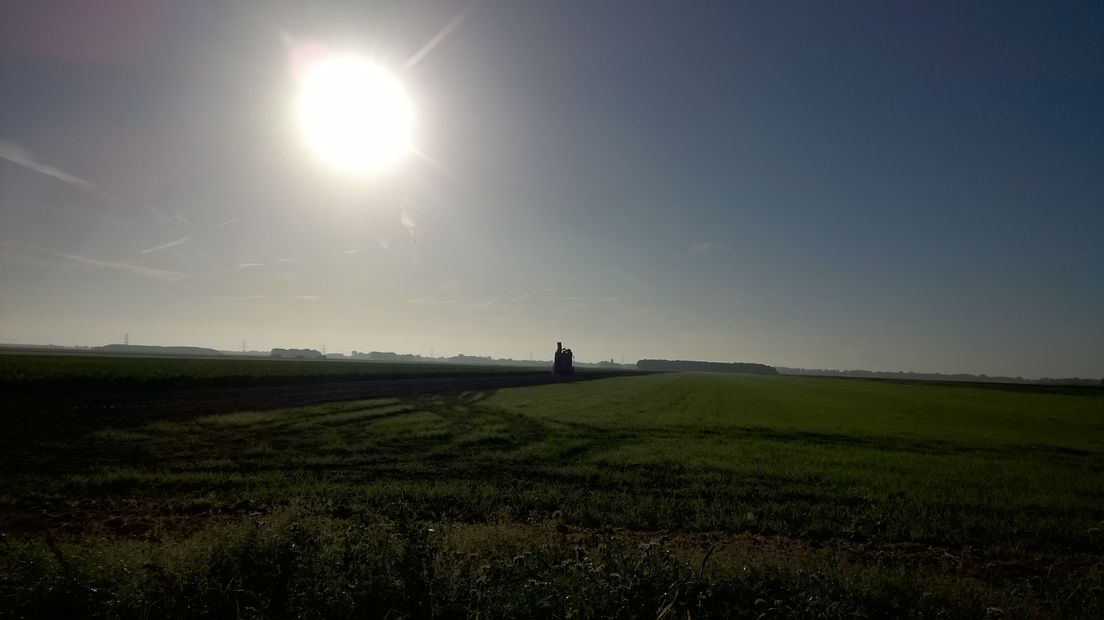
[553,341,575,376]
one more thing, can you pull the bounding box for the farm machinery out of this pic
[553,341,575,376]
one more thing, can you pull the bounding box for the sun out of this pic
[295,54,414,174]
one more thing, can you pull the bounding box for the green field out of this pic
[0,353,541,386]
[2,369,1102,617]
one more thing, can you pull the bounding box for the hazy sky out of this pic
[2,1,1102,378]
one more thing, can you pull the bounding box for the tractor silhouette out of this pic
[553,341,575,376]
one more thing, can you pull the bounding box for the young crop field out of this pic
[0,353,540,388]
[1,366,1102,618]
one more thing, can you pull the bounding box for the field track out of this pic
[0,369,629,472]
[2,371,569,418]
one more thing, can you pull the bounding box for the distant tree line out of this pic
[351,351,427,362]
[351,351,546,366]
[776,367,1103,387]
[270,348,324,360]
[97,344,222,356]
[636,359,777,375]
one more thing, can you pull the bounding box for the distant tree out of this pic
[270,348,323,360]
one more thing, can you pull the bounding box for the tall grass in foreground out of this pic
[2,373,1103,617]
[5,507,1098,618]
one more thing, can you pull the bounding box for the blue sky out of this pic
[1,1,1102,378]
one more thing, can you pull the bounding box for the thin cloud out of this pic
[378,239,390,250]
[689,241,712,255]
[628,308,653,314]
[15,243,189,283]
[210,295,265,300]
[145,206,173,224]
[504,291,534,303]
[400,207,416,237]
[405,297,460,306]
[165,250,198,264]
[237,262,265,269]
[214,216,242,228]
[55,251,188,282]
[552,295,616,304]
[276,257,297,263]
[672,241,714,259]
[461,299,494,311]
[338,248,360,255]
[140,236,190,254]
[407,293,531,314]
[0,140,101,194]
[291,295,320,300]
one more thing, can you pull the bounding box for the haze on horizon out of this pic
[1,1,1102,379]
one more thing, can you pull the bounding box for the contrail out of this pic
[22,243,190,283]
[403,0,484,72]
[0,140,100,193]
[166,249,199,265]
[140,236,190,254]
[214,216,242,228]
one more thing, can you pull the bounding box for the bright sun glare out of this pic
[296,54,414,174]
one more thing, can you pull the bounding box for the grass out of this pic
[1,369,1103,617]
[0,352,542,389]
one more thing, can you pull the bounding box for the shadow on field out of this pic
[0,371,640,474]
[0,380,697,534]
